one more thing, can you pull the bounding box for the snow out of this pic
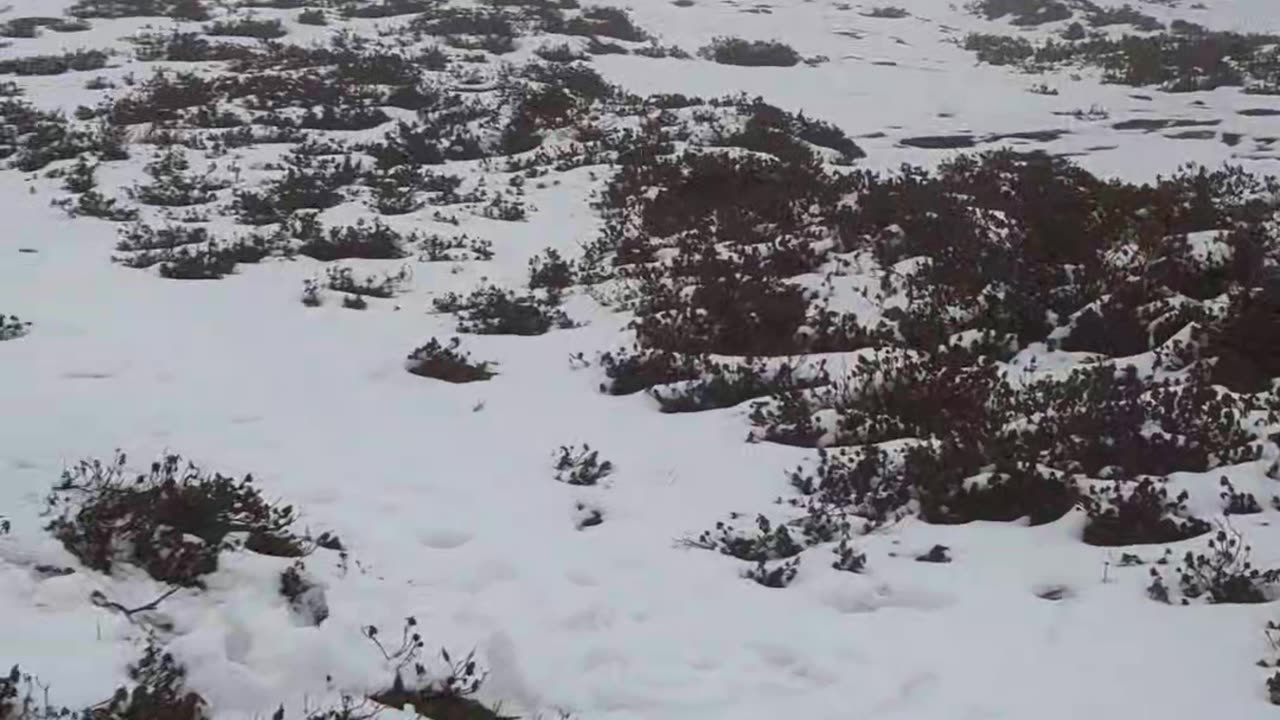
[1,0,1280,718]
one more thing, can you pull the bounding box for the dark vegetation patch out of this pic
[204,17,287,39]
[0,17,91,38]
[297,8,328,25]
[0,98,129,171]
[965,27,1280,94]
[133,31,258,63]
[698,37,800,67]
[0,50,109,76]
[862,6,909,19]
[554,444,614,485]
[365,617,512,720]
[2,643,207,720]
[970,0,1072,26]
[969,0,1161,30]
[433,286,575,335]
[899,135,976,149]
[0,314,30,341]
[44,453,326,587]
[297,218,410,261]
[324,265,411,298]
[69,0,211,20]
[406,337,497,383]
[563,5,649,42]
[589,111,1280,564]
[1111,118,1220,132]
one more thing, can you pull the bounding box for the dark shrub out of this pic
[297,219,409,261]
[406,338,496,383]
[297,8,328,25]
[1083,479,1211,546]
[0,314,30,341]
[0,50,110,76]
[434,286,575,335]
[699,37,800,67]
[205,17,287,39]
[1176,526,1278,603]
[325,265,410,298]
[554,444,613,485]
[743,557,800,587]
[45,453,305,587]
[565,6,649,42]
[527,248,576,289]
[970,0,1072,26]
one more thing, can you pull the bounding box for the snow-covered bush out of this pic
[325,265,410,298]
[55,189,138,221]
[969,0,1071,25]
[565,6,648,41]
[70,0,209,20]
[131,147,224,207]
[297,9,327,25]
[0,314,30,341]
[406,338,497,383]
[691,514,803,562]
[434,286,575,336]
[527,248,576,290]
[832,539,867,573]
[965,25,1280,93]
[1084,479,1212,546]
[698,37,800,67]
[596,139,1278,546]
[0,50,109,76]
[743,557,800,588]
[1,643,207,720]
[864,6,909,18]
[45,453,308,587]
[363,617,505,719]
[1177,526,1279,603]
[290,216,401,261]
[234,154,361,225]
[281,561,329,626]
[204,17,286,39]
[553,444,613,486]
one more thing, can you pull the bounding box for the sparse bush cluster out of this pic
[0,50,110,76]
[969,0,1161,30]
[324,264,411,298]
[406,337,496,383]
[433,286,575,335]
[553,443,614,485]
[0,98,127,171]
[296,218,410,261]
[592,117,1280,574]
[0,314,30,340]
[117,227,271,280]
[69,0,211,20]
[204,17,287,39]
[1176,525,1279,603]
[364,617,506,720]
[0,16,91,37]
[1,643,207,720]
[965,26,1280,94]
[45,452,313,587]
[698,37,800,67]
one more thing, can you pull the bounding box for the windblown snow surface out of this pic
[0,0,1279,719]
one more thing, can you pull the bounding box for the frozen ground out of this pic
[1,0,1280,718]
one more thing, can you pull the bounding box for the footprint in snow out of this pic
[417,527,473,549]
[820,583,955,615]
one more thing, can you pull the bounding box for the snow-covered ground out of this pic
[2,0,1280,718]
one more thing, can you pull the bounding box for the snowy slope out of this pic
[1,0,1279,719]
